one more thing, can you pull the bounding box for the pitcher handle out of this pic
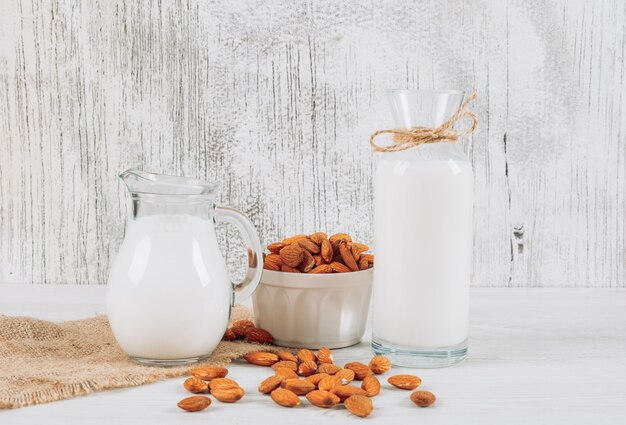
[214,206,264,306]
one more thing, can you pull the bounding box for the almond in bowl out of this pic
[253,233,373,349]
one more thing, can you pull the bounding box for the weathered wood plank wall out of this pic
[0,0,624,286]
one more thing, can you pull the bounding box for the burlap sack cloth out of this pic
[0,306,291,409]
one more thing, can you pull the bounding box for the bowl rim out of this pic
[259,268,373,289]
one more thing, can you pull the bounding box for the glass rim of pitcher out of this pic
[119,168,218,198]
[387,89,465,96]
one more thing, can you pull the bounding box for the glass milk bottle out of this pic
[371,90,474,368]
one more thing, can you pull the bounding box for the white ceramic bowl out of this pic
[252,269,373,349]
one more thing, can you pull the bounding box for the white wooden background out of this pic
[0,0,624,287]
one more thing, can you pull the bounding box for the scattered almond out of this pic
[361,375,381,397]
[272,360,298,371]
[274,367,299,381]
[177,395,211,412]
[344,362,373,380]
[335,368,355,382]
[209,378,245,403]
[231,319,255,329]
[306,390,340,408]
[243,351,279,366]
[183,376,208,393]
[297,349,317,364]
[317,347,333,363]
[344,394,373,417]
[318,363,341,375]
[277,351,298,362]
[369,355,392,374]
[318,375,342,391]
[331,385,368,402]
[305,373,330,386]
[281,378,316,395]
[222,328,236,341]
[297,360,318,377]
[189,366,228,381]
[410,390,436,407]
[387,374,422,390]
[270,388,301,407]
[244,327,273,344]
[258,375,283,394]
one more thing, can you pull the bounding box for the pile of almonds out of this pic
[263,232,374,273]
[222,319,274,344]
[177,347,436,417]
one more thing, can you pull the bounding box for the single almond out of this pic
[352,242,369,253]
[272,360,298,371]
[297,349,317,364]
[306,390,340,408]
[361,375,381,397]
[297,360,317,377]
[344,362,373,380]
[282,234,308,245]
[317,347,333,364]
[298,237,321,254]
[320,239,333,263]
[318,363,341,375]
[369,355,392,374]
[243,352,279,366]
[177,395,211,412]
[339,241,359,271]
[344,394,373,417]
[263,260,281,271]
[299,249,316,272]
[317,374,342,391]
[387,374,422,390]
[183,376,208,393]
[281,264,301,273]
[309,232,327,245]
[281,378,316,395]
[270,388,300,407]
[190,366,228,381]
[267,242,286,253]
[305,373,330,386]
[275,367,299,381]
[231,325,249,338]
[361,253,374,265]
[331,384,368,401]
[222,328,236,341]
[244,327,273,344]
[232,319,255,329]
[309,264,333,274]
[350,243,361,261]
[209,378,245,403]
[264,253,283,268]
[329,233,352,243]
[358,257,369,270]
[329,261,351,273]
[410,390,436,407]
[279,244,305,267]
[335,368,355,383]
[313,254,324,266]
[212,386,244,403]
[258,375,283,394]
[277,351,298,362]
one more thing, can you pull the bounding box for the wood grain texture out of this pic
[0,0,624,286]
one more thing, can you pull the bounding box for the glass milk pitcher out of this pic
[106,169,264,366]
[371,90,473,368]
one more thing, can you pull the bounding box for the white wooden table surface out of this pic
[1,284,625,425]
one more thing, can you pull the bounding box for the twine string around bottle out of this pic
[369,92,478,153]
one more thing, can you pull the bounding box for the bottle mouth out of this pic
[119,169,218,197]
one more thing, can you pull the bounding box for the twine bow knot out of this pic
[370,92,478,152]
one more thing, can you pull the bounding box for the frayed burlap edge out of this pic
[0,306,294,409]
